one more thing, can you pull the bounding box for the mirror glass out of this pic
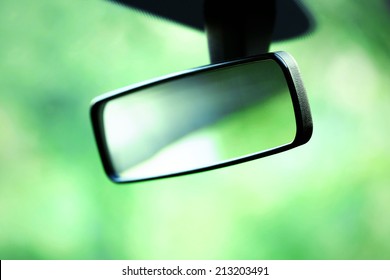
[101,58,296,181]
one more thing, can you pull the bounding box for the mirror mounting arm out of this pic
[204,0,276,64]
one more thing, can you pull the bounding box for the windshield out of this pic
[1,0,389,259]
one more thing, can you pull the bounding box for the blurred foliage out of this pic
[0,0,389,259]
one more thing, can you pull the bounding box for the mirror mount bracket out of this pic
[204,0,276,64]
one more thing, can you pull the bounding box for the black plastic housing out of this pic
[90,51,312,183]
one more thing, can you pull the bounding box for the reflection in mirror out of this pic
[91,52,312,183]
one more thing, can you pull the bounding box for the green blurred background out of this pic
[1,0,389,259]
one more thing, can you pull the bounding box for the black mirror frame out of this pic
[90,51,313,183]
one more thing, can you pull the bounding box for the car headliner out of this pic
[108,0,315,41]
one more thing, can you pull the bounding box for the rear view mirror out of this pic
[90,51,312,183]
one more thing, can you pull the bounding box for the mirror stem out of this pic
[204,0,276,64]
